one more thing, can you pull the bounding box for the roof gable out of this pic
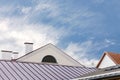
[17,43,52,60]
[17,43,83,66]
[96,52,120,68]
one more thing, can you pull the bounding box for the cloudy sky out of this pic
[0,0,120,66]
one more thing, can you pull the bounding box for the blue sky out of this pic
[0,0,120,66]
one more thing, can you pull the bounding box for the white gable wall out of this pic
[17,44,82,66]
[99,55,116,68]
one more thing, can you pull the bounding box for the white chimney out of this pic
[1,50,12,60]
[24,42,33,54]
[12,52,18,59]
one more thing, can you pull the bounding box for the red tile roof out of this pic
[107,52,120,64]
[96,52,120,68]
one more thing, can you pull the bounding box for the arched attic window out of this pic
[42,55,57,63]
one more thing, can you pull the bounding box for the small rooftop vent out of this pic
[24,42,33,54]
[1,50,12,60]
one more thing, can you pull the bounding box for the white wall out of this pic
[17,44,82,66]
[99,55,116,68]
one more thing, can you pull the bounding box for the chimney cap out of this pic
[13,52,19,54]
[1,50,12,53]
[24,42,33,44]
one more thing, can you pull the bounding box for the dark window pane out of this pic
[42,55,57,63]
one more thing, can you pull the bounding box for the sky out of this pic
[0,0,120,66]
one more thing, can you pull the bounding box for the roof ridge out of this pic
[0,60,87,68]
[107,52,120,55]
[51,44,84,67]
[16,43,52,60]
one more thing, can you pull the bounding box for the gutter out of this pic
[73,70,120,80]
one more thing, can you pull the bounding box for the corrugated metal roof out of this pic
[0,60,97,80]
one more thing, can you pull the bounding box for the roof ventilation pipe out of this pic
[12,52,19,59]
[24,42,33,54]
[1,50,12,60]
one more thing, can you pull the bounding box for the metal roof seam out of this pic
[6,62,23,80]
[1,63,16,79]
[34,64,52,79]
[22,63,41,80]
[55,65,73,79]
[72,67,84,76]
[49,65,69,79]
[17,62,35,80]
[35,64,55,80]
[67,66,81,75]
[64,66,79,77]
[28,63,46,79]
[23,63,44,80]
[11,62,29,80]
[1,62,17,80]
[44,64,64,79]
[0,73,4,80]
[40,65,59,80]
[0,68,10,80]
[59,66,77,78]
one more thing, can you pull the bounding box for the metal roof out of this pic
[0,60,96,80]
[75,65,120,80]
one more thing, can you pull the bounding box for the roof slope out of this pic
[97,52,120,68]
[108,52,120,64]
[0,60,97,80]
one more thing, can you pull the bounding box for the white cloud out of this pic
[35,1,60,17]
[0,0,113,66]
[78,58,99,67]
[64,39,116,67]
[0,19,9,31]
[20,1,60,20]
[0,17,64,57]
[0,0,67,59]
[21,7,32,14]
[64,41,99,67]
[104,39,115,45]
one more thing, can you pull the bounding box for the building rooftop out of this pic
[0,60,97,80]
[77,65,120,80]
[97,52,120,68]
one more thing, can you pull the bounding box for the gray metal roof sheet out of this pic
[0,60,97,80]
[77,65,120,80]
